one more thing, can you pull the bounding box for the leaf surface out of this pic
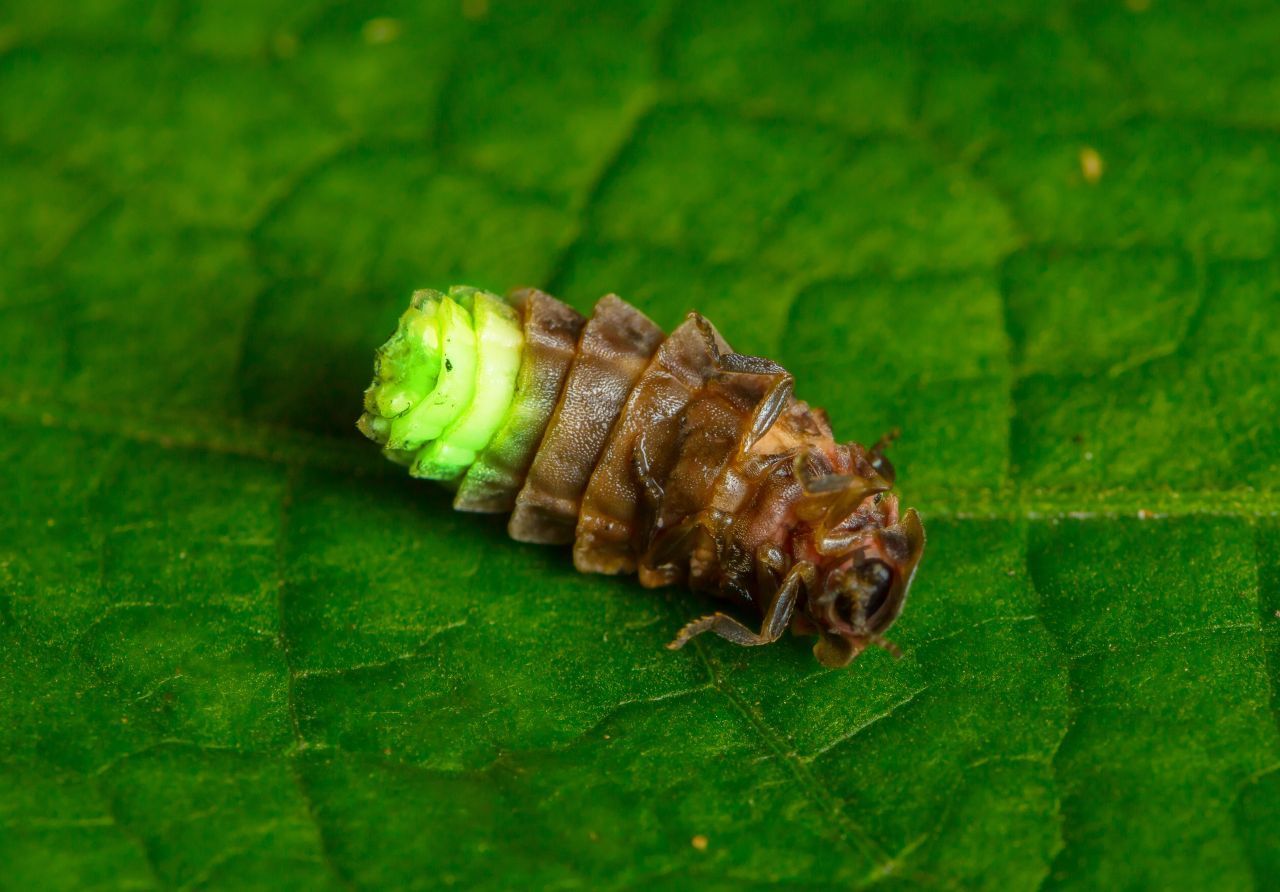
[1,1,1278,889]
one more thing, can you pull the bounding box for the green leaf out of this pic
[1,0,1277,889]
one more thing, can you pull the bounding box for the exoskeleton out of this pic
[360,286,924,667]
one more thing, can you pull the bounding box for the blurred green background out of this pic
[1,0,1278,889]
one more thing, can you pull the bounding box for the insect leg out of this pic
[727,356,794,456]
[755,542,789,596]
[689,314,794,454]
[631,428,665,510]
[645,512,703,567]
[793,448,856,495]
[666,561,813,650]
[639,512,708,588]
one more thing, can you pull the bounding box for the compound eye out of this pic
[857,559,893,618]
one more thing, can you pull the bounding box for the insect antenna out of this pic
[870,428,901,454]
[867,427,901,484]
[868,634,903,660]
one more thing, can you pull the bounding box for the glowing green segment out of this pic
[385,295,478,452]
[372,292,442,417]
[357,285,533,482]
[412,290,524,480]
[357,290,444,445]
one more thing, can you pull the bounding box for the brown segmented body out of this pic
[509,294,664,544]
[454,289,586,513]
[425,288,926,667]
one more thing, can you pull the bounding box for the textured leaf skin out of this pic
[1,1,1278,890]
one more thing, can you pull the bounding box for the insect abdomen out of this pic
[573,314,732,575]
[508,294,664,545]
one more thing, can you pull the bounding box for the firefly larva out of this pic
[359,286,925,667]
